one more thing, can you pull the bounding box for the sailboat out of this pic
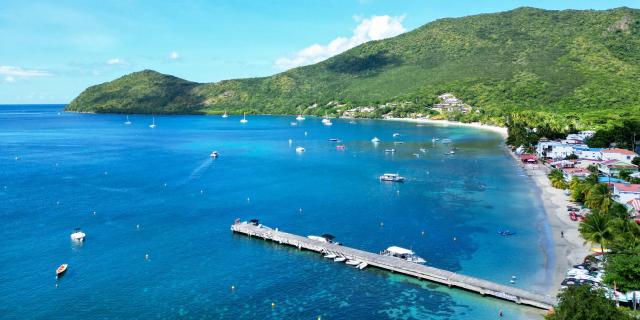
[149,117,156,128]
[321,112,331,125]
[124,115,132,125]
[296,107,305,121]
[222,110,228,118]
[240,112,248,124]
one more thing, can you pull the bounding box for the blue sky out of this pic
[0,0,638,104]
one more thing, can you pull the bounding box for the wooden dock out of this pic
[231,221,557,310]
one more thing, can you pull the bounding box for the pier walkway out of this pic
[231,221,557,310]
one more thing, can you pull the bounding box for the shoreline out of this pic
[384,117,509,139]
[393,117,587,298]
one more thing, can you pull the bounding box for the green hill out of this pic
[66,7,640,127]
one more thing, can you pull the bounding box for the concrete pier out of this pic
[231,221,557,310]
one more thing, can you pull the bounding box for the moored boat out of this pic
[336,145,345,150]
[240,112,248,123]
[324,253,337,259]
[384,149,396,153]
[379,173,405,182]
[346,259,361,266]
[295,146,305,153]
[381,246,426,264]
[371,137,381,143]
[56,264,68,278]
[334,256,346,262]
[70,228,86,242]
[210,151,219,158]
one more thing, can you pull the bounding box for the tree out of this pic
[633,157,640,166]
[579,213,613,253]
[585,184,612,213]
[545,286,630,320]
[549,169,567,189]
[619,169,632,181]
[604,252,640,293]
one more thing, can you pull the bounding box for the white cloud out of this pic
[0,66,51,77]
[275,15,406,70]
[106,58,123,65]
[169,51,180,60]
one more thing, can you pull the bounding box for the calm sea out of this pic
[0,105,553,319]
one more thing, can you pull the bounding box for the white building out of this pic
[574,148,605,160]
[612,183,640,205]
[600,148,638,163]
[536,141,587,160]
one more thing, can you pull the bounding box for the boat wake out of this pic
[183,158,213,183]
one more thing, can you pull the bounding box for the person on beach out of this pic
[561,230,564,238]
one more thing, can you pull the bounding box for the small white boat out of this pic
[56,264,68,278]
[210,151,219,158]
[441,138,452,144]
[296,146,305,153]
[371,137,381,143]
[357,262,368,269]
[393,141,404,145]
[240,112,248,123]
[307,235,328,243]
[412,153,420,158]
[290,122,298,126]
[296,115,305,121]
[384,149,395,153]
[149,117,156,128]
[124,115,132,125]
[432,138,439,142]
[381,246,426,264]
[334,256,346,262]
[379,173,405,182]
[70,228,86,242]
[222,110,228,118]
[346,259,361,266]
[419,148,427,153]
[324,253,337,259]
[392,133,400,137]
[444,150,455,155]
[321,112,331,125]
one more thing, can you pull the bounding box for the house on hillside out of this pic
[599,160,639,177]
[612,183,640,205]
[519,154,537,163]
[536,141,587,160]
[600,148,638,163]
[625,199,640,218]
[574,148,605,160]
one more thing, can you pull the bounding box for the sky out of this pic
[0,0,638,104]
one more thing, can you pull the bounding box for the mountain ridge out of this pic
[66,6,640,127]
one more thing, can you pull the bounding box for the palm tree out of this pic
[579,213,613,253]
[585,184,612,213]
[548,169,566,189]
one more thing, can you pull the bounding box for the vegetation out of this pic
[546,286,632,320]
[66,7,640,136]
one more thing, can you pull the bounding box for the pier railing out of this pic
[231,221,557,310]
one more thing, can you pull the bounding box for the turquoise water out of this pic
[0,105,553,319]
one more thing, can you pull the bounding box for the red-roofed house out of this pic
[612,183,640,204]
[600,148,638,163]
[519,154,537,163]
[598,160,639,177]
[562,167,591,182]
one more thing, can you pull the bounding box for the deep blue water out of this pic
[0,105,553,319]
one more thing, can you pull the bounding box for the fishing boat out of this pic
[295,146,305,152]
[371,137,381,143]
[56,264,68,278]
[379,173,405,182]
[334,256,346,262]
[381,246,426,264]
[222,110,228,118]
[70,228,86,242]
[124,115,132,125]
[149,117,156,128]
[384,149,396,153]
[210,151,219,158]
[240,112,248,123]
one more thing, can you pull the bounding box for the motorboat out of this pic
[210,151,219,158]
[392,133,400,137]
[444,150,456,155]
[412,153,420,158]
[379,173,405,182]
[384,149,396,153]
[240,112,248,123]
[498,230,516,236]
[393,141,404,145]
[295,146,305,153]
[324,253,337,259]
[56,264,68,278]
[307,235,329,243]
[346,259,361,266]
[124,115,132,125]
[296,115,305,121]
[357,262,368,269]
[149,117,156,128]
[419,148,427,153]
[323,120,333,126]
[371,137,381,143]
[442,138,452,144]
[290,122,298,126]
[308,234,339,245]
[432,138,439,142]
[334,256,346,262]
[70,228,86,242]
[321,112,331,125]
[381,246,426,264]
[328,138,340,142]
[222,110,228,118]
[336,145,345,150]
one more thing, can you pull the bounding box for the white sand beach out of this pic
[386,118,509,139]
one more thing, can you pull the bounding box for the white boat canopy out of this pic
[386,246,414,255]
